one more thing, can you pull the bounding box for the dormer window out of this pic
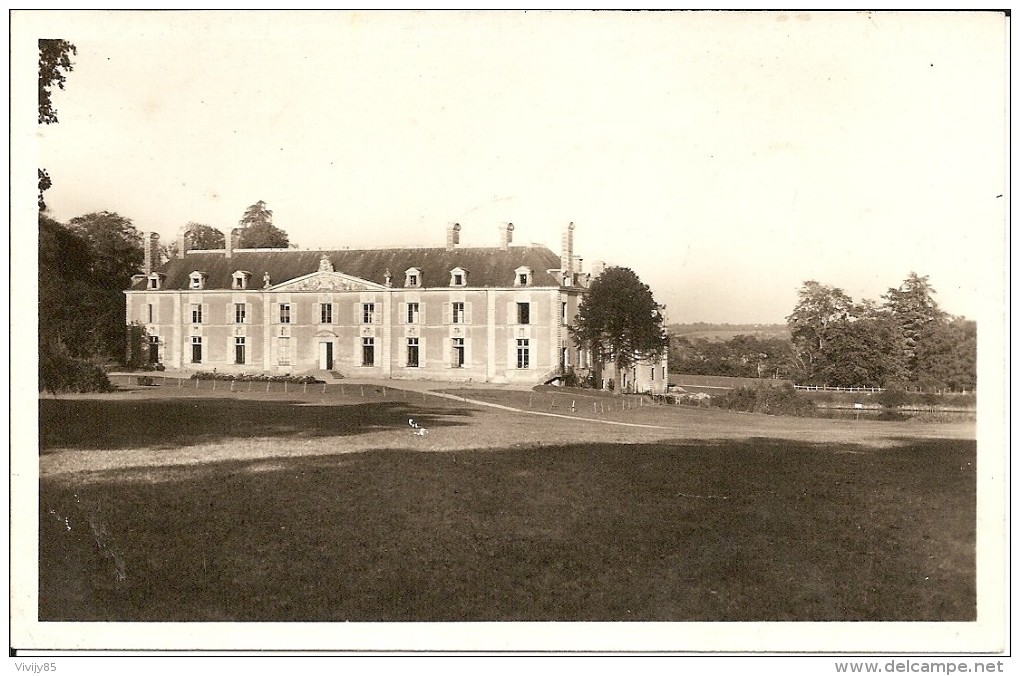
[189,271,207,290]
[450,267,467,287]
[147,273,165,290]
[514,266,533,287]
[231,270,251,290]
[405,267,422,288]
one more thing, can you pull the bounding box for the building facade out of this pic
[126,223,667,392]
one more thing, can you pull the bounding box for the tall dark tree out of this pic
[814,315,904,388]
[38,39,76,211]
[883,272,947,375]
[39,213,119,390]
[39,214,95,352]
[53,212,145,363]
[785,274,971,390]
[913,317,977,392]
[571,266,667,393]
[237,200,290,248]
[67,211,143,285]
[786,281,856,381]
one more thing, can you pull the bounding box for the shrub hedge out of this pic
[713,383,816,417]
[39,345,114,393]
[189,372,325,384]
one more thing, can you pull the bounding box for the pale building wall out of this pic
[126,284,588,384]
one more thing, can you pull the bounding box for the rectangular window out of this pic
[362,303,375,324]
[191,304,203,324]
[561,301,567,323]
[279,303,291,324]
[406,302,420,324]
[147,303,154,324]
[320,303,332,324]
[191,336,202,363]
[452,338,465,367]
[362,337,375,366]
[148,278,158,290]
[517,302,530,325]
[662,366,667,381]
[278,337,290,365]
[452,302,465,324]
[148,335,160,364]
[453,273,464,286]
[234,303,246,324]
[406,338,419,368]
[235,337,246,364]
[409,274,418,287]
[516,338,530,369]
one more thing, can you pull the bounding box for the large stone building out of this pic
[125,222,667,393]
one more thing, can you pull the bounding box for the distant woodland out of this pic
[667,275,976,392]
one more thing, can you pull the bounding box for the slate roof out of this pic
[134,246,566,291]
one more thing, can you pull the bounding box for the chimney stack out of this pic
[176,225,192,258]
[499,222,514,251]
[591,260,606,278]
[225,227,242,258]
[446,222,461,251]
[143,232,160,275]
[560,222,575,285]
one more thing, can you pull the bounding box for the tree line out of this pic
[38,205,292,391]
[669,273,976,392]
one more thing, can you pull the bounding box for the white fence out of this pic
[793,385,884,393]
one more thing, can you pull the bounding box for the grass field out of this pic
[38,383,976,622]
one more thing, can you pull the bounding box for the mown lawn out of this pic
[38,392,975,622]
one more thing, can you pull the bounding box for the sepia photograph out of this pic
[11,8,1009,663]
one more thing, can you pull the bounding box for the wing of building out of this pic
[125,222,667,392]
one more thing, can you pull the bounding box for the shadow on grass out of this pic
[39,437,976,623]
[39,398,474,451]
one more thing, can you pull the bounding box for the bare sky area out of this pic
[19,10,1007,324]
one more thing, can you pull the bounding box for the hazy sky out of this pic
[20,10,1007,324]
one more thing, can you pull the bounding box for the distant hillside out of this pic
[668,323,790,342]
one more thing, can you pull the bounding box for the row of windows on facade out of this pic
[161,301,541,326]
[175,335,537,370]
[150,267,537,291]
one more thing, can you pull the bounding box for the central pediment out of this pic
[271,271,387,292]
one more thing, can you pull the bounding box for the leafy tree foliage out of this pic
[237,200,290,248]
[882,272,947,374]
[814,315,904,388]
[165,222,226,258]
[38,39,76,211]
[185,222,225,249]
[785,281,856,379]
[39,214,116,391]
[38,169,52,211]
[913,318,977,392]
[67,212,143,285]
[39,212,143,374]
[571,266,667,393]
[784,274,974,391]
[39,39,76,124]
[669,334,798,380]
